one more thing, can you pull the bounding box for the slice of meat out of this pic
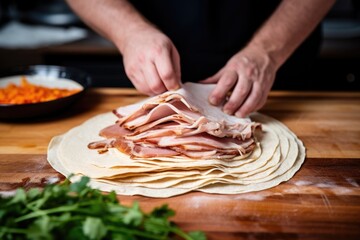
[122,100,201,130]
[89,83,261,160]
[155,134,253,155]
[99,124,132,138]
[88,139,115,149]
[113,138,180,158]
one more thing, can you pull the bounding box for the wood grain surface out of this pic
[0,89,359,240]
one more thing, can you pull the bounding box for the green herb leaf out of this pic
[69,176,90,193]
[188,231,207,240]
[6,188,26,206]
[0,176,206,240]
[150,204,175,219]
[122,202,143,226]
[83,217,107,240]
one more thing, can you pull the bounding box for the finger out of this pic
[144,62,167,95]
[255,89,268,111]
[199,69,222,84]
[208,71,237,106]
[171,45,181,86]
[155,47,180,91]
[125,63,150,95]
[254,76,274,112]
[223,74,252,115]
[234,83,262,118]
[130,70,153,96]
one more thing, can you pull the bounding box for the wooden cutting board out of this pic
[0,89,359,240]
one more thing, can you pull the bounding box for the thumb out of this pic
[199,71,222,84]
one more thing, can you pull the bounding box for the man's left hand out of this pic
[200,45,277,118]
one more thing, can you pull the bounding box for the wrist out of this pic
[243,40,281,72]
[112,20,149,53]
[246,39,286,70]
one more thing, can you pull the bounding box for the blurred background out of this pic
[0,0,359,90]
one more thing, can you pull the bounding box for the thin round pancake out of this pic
[47,111,305,198]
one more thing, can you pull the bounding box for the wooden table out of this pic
[1,89,359,239]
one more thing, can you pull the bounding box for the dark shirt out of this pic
[130,0,322,88]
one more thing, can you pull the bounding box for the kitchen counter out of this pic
[0,89,359,239]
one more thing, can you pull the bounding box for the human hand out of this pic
[119,25,181,96]
[200,45,277,117]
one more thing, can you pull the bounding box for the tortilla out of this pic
[47,83,305,198]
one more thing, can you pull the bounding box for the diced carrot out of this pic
[0,76,81,104]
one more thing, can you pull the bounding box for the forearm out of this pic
[248,0,335,69]
[67,0,181,94]
[66,0,153,53]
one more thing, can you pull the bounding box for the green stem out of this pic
[107,226,166,240]
[15,201,98,223]
[15,205,79,222]
[171,227,194,240]
[0,227,30,235]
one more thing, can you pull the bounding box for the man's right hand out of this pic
[66,0,181,96]
[120,25,181,96]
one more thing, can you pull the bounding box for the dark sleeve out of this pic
[129,0,322,84]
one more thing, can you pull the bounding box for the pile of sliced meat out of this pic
[88,88,260,160]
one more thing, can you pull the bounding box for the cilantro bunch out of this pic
[0,177,206,240]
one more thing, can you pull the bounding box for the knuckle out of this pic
[153,44,163,56]
[236,87,248,97]
[149,81,165,94]
[153,39,172,55]
[160,37,172,48]
[125,67,136,79]
[128,52,147,64]
[211,91,225,102]
[137,53,146,63]
[225,100,237,110]
[227,60,239,70]
[221,77,235,89]
[245,67,257,78]
[160,69,175,81]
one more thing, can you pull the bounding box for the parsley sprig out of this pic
[0,176,206,240]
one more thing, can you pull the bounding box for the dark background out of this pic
[0,0,359,91]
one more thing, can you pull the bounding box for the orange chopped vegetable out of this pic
[0,76,81,104]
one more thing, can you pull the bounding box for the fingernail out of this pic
[223,109,232,115]
[235,112,244,118]
[170,84,180,91]
[209,96,217,105]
